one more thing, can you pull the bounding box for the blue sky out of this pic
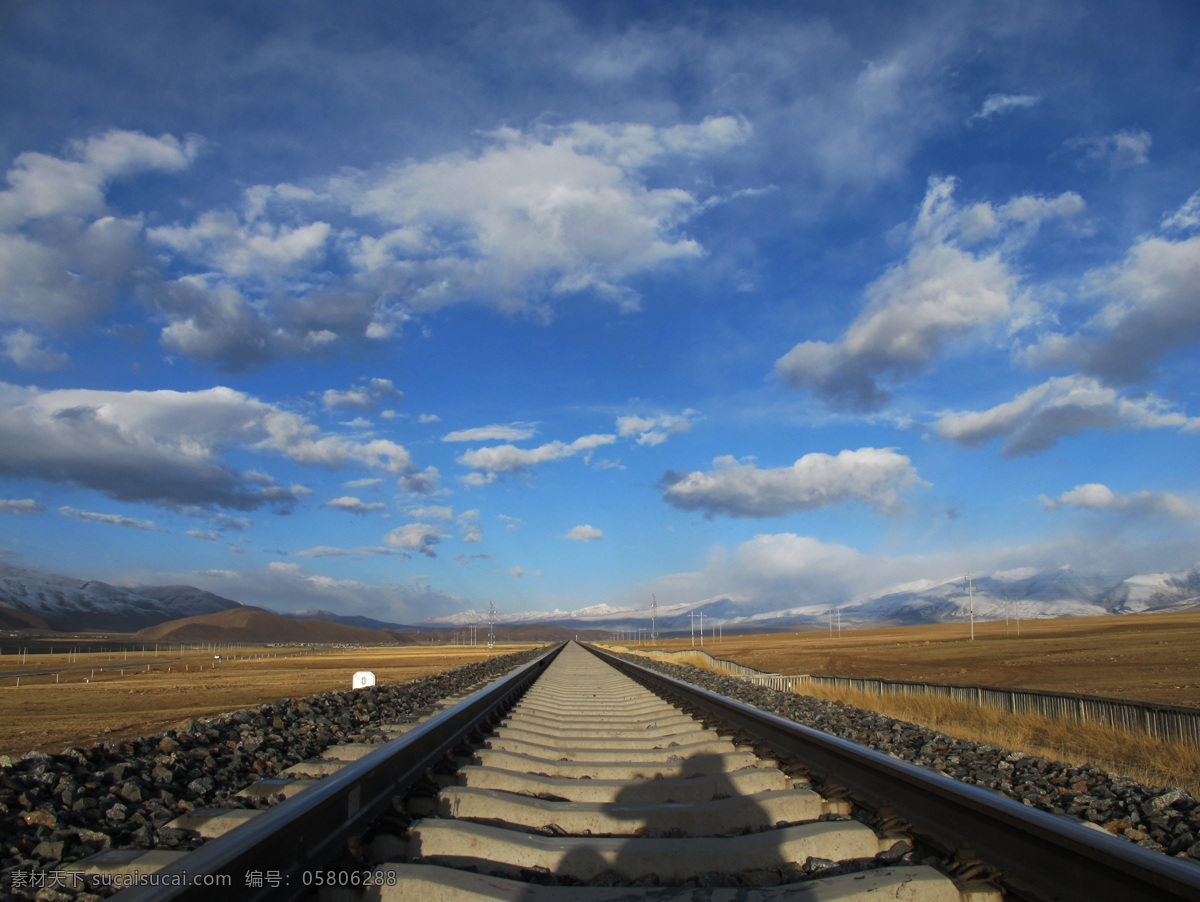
[1,0,1198,623]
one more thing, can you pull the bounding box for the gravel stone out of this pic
[608,650,1200,866]
[1,645,547,899]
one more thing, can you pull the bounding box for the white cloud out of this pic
[322,378,402,411]
[443,423,539,442]
[1039,484,1195,519]
[458,433,616,478]
[1162,191,1200,233]
[295,545,399,558]
[325,496,387,515]
[418,413,442,424]
[344,477,383,489]
[187,530,220,541]
[1067,130,1152,171]
[0,131,199,331]
[59,505,163,532]
[336,117,748,317]
[2,329,68,371]
[932,375,1200,457]
[384,522,445,557]
[509,566,526,579]
[499,514,521,531]
[457,509,482,543]
[776,176,1082,410]
[399,466,441,495]
[1019,226,1200,385]
[616,410,697,446]
[661,447,925,518]
[0,383,419,510]
[566,524,604,542]
[970,93,1041,121]
[148,207,330,282]
[0,499,45,515]
[409,505,453,521]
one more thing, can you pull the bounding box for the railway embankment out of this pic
[609,649,1200,860]
[0,647,547,898]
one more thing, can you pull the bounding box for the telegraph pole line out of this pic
[487,601,496,649]
[689,611,696,647]
[699,611,705,647]
[650,594,659,643]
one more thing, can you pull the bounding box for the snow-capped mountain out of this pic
[421,564,1200,632]
[0,563,244,632]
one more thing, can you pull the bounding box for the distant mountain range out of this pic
[2,560,1199,640]
[0,562,244,632]
[420,564,1200,633]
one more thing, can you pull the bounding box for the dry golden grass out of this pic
[623,612,1200,793]
[0,644,537,759]
[801,682,1200,795]
[649,610,1200,707]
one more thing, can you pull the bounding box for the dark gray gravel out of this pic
[0,646,547,899]
[612,650,1200,864]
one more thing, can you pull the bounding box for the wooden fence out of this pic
[634,647,1200,747]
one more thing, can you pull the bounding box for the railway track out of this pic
[75,641,1200,901]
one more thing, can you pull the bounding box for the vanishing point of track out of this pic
[91,642,1200,901]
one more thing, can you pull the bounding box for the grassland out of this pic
[630,611,1200,792]
[0,643,537,759]
[649,611,1200,707]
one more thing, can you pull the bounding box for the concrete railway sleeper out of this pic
[85,642,1200,901]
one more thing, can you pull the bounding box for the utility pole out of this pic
[650,594,658,643]
[699,612,705,647]
[689,612,696,647]
[487,601,496,649]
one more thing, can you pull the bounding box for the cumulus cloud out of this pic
[616,410,697,446]
[384,522,445,557]
[776,176,1082,410]
[1066,130,1152,171]
[1019,210,1200,385]
[325,496,386,515]
[970,93,1041,121]
[0,383,419,511]
[0,130,199,332]
[0,499,45,515]
[135,117,749,370]
[322,378,402,411]
[59,505,163,531]
[932,375,1200,457]
[147,204,331,282]
[409,505,453,521]
[661,448,924,518]
[398,466,441,495]
[336,116,749,317]
[566,524,604,542]
[2,329,68,371]
[458,433,616,480]
[1039,483,1195,519]
[443,423,539,442]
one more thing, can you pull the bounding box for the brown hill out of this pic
[132,607,415,645]
[0,603,50,631]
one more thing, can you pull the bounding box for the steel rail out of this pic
[587,644,1200,902]
[110,643,564,902]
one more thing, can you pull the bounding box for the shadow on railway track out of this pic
[552,751,788,886]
